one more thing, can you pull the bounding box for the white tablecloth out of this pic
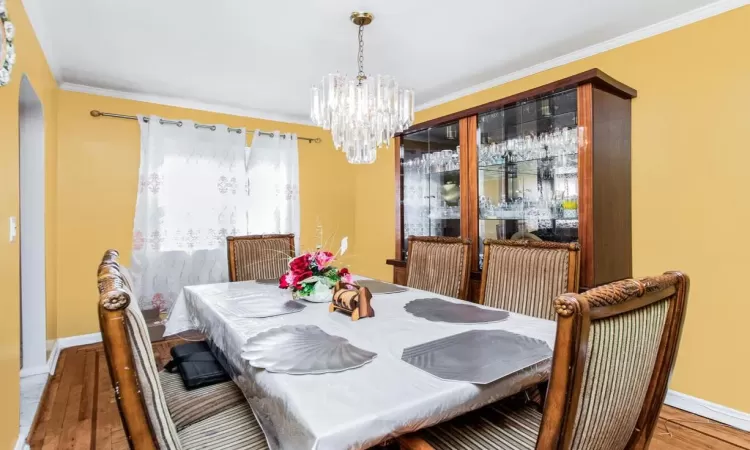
[164,279,556,450]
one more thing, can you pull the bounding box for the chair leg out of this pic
[538,381,549,409]
[524,381,549,412]
[397,435,436,450]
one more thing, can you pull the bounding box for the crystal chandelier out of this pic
[310,12,415,164]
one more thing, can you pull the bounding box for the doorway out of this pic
[19,74,46,376]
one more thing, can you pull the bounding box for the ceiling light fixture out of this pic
[310,12,415,164]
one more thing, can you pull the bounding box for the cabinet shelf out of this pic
[478,152,577,167]
[480,215,579,221]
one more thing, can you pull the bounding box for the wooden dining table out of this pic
[164,277,556,450]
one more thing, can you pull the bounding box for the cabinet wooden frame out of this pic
[388,69,636,296]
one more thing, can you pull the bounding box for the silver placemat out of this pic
[241,325,377,374]
[217,296,305,318]
[404,298,510,324]
[401,330,552,384]
[357,280,407,294]
[255,278,281,285]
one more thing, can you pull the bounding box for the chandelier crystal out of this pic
[310,12,415,164]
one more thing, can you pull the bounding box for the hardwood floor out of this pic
[28,339,750,449]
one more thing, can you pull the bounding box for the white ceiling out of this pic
[23,0,734,123]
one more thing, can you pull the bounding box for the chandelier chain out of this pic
[357,24,366,84]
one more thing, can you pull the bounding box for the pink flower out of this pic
[338,267,353,284]
[279,272,295,289]
[314,251,335,268]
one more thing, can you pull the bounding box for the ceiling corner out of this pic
[21,0,63,85]
[59,82,314,127]
[416,0,748,112]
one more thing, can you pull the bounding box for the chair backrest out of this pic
[97,250,182,450]
[537,272,690,450]
[480,239,580,320]
[226,234,295,282]
[406,236,471,299]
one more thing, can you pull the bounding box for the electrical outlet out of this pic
[9,216,17,242]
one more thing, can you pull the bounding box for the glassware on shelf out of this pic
[428,205,460,220]
[478,126,578,167]
[402,146,461,174]
[475,88,580,262]
[562,195,578,219]
[479,196,580,221]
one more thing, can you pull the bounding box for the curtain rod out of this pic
[89,110,323,143]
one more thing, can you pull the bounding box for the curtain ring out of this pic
[159,118,165,125]
[177,121,183,127]
[211,125,216,131]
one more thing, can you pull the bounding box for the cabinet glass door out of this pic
[400,122,461,260]
[476,89,578,269]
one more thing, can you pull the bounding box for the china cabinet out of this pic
[387,69,636,296]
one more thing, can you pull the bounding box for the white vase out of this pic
[300,282,333,303]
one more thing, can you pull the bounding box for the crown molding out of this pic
[416,0,749,111]
[59,82,313,126]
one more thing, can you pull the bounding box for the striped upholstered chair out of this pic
[480,239,580,320]
[97,250,269,449]
[399,272,690,450]
[227,234,295,282]
[406,236,471,299]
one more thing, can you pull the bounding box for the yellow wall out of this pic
[353,5,750,413]
[0,0,58,447]
[55,90,354,337]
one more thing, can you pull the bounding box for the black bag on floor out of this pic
[164,341,230,390]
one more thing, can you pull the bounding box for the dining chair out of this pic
[480,239,580,320]
[97,250,269,449]
[399,271,690,450]
[406,236,471,299]
[227,234,295,282]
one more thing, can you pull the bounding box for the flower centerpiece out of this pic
[279,250,352,302]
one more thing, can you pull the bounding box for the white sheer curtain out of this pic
[131,115,248,311]
[247,130,301,251]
